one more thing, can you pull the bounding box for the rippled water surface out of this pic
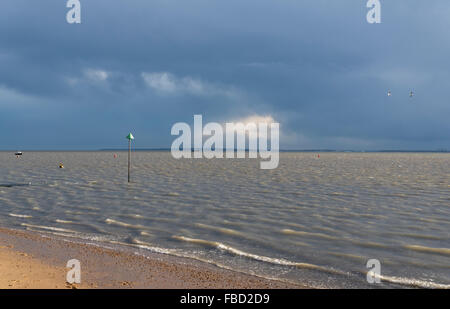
[0,152,449,288]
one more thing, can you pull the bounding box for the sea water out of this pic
[0,151,448,288]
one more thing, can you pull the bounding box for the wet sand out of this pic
[0,228,305,289]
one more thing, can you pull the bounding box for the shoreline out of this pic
[0,227,306,289]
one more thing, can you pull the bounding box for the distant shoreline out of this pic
[0,149,448,153]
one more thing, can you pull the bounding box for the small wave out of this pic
[385,232,442,241]
[9,213,32,218]
[105,218,147,230]
[112,239,178,255]
[53,220,107,234]
[281,229,338,240]
[351,240,391,249]
[131,238,149,246]
[77,205,100,211]
[165,192,180,197]
[120,214,145,219]
[24,228,81,239]
[25,227,118,244]
[55,219,75,224]
[328,192,356,197]
[21,223,79,234]
[195,223,243,236]
[404,245,450,256]
[173,235,345,275]
[376,273,450,289]
[328,252,367,261]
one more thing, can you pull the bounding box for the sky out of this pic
[1,0,449,150]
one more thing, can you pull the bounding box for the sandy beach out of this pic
[0,228,304,289]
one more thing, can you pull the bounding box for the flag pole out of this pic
[126,133,134,183]
[128,139,131,183]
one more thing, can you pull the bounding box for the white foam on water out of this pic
[55,219,75,224]
[125,238,314,287]
[404,245,450,256]
[113,239,179,256]
[9,213,32,218]
[25,227,118,243]
[105,218,147,230]
[281,228,338,240]
[195,223,243,236]
[172,235,346,275]
[375,273,450,289]
[21,223,78,234]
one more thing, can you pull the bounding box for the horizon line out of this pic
[0,148,448,153]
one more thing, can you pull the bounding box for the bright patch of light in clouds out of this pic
[84,69,109,81]
[235,115,276,125]
[225,115,279,140]
[142,72,176,92]
[141,71,236,97]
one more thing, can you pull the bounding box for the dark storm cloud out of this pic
[0,0,449,150]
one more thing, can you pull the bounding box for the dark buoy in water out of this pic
[0,183,31,188]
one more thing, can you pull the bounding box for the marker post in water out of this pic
[126,133,134,183]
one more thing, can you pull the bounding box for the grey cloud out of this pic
[0,0,449,150]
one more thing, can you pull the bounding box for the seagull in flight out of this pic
[387,90,392,97]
